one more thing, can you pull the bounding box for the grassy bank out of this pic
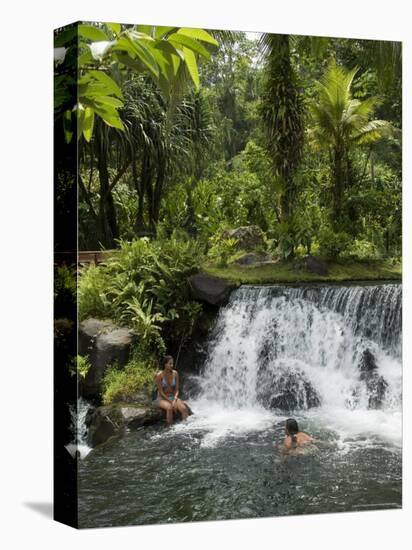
[204,259,402,285]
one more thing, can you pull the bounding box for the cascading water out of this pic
[65,397,92,459]
[186,283,402,448]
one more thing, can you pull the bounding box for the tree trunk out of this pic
[280,182,291,223]
[262,34,304,229]
[146,178,156,236]
[152,172,164,231]
[370,151,375,186]
[132,156,146,235]
[95,134,119,248]
[332,146,345,228]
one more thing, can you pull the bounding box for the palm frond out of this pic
[351,119,394,145]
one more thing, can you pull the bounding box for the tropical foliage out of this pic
[54,23,402,260]
[69,355,92,379]
[55,23,402,397]
[54,23,218,142]
[78,237,203,353]
[101,351,157,405]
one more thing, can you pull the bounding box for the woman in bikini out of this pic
[154,355,189,426]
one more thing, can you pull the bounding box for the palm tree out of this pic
[259,34,400,226]
[310,61,393,226]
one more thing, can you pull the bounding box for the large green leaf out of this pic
[128,30,155,42]
[153,41,181,76]
[154,26,177,39]
[106,22,121,35]
[113,51,145,72]
[168,33,211,59]
[81,98,124,130]
[78,24,108,41]
[63,109,73,143]
[93,95,124,108]
[176,28,218,46]
[136,25,153,36]
[82,107,95,142]
[78,45,94,66]
[130,39,159,77]
[112,35,159,77]
[76,103,86,138]
[150,41,181,82]
[182,46,199,89]
[88,70,123,98]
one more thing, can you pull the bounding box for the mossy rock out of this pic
[221,225,265,250]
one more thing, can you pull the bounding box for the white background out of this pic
[1,0,410,547]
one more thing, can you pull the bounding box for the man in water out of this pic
[282,418,314,454]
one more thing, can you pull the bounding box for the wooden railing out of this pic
[77,250,114,266]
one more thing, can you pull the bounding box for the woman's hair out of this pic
[162,355,174,368]
[286,418,299,447]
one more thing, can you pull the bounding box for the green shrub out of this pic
[78,237,204,354]
[207,237,239,267]
[78,264,110,320]
[340,239,379,260]
[101,352,156,405]
[318,226,351,260]
[54,264,76,300]
[268,215,315,259]
[274,223,296,259]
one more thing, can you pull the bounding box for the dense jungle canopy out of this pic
[54,23,402,261]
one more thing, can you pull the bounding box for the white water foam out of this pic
[171,399,277,448]
[185,284,402,449]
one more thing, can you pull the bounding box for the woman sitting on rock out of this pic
[154,355,189,426]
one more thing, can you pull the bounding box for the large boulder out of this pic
[85,406,119,447]
[221,225,265,251]
[293,254,329,277]
[233,251,269,266]
[79,319,137,398]
[257,368,321,411]
[358,349,388,409]
[188,273,235,306]
[86,404,164,448]
[111,390,152,406]
[85,401,194,448]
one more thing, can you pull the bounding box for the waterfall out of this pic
[187,283,402,447]
[65,397,92,459]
